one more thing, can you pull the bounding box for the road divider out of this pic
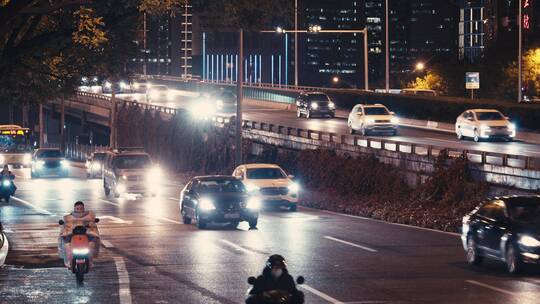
[324,236,377,253]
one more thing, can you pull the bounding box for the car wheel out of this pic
[104,183,111,196]
[289,204,297,212]
[456,127,463,140]
[249,218,258,229]
[473,129,480,142]
[182,214,192,225]
[466,236,483,266]
[196,212,207,229]
[505,243,523,274]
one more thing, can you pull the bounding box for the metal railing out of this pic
[45,143,108,162]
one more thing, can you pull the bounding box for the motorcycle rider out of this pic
[0,165,16,193]
[59,201,100,268]
[246,254,305,304]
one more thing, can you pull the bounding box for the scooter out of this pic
[0,176,15,203]
[246,276,305,304]
[59,218,99,284]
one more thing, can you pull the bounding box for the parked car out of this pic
[462,196,540,274]
[180,176,260,229]
[31,148,69,178]
[232,164,299,211]
[347,104,398,136]
[455,109,516,142]
[296,92,335,118]
[86,152,106,179]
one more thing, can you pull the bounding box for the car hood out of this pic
[37,157,64,162]
[245,178,292,188]
[361,114,394,120]
[199,193,248,209]
[513,222,540,236]
[115,168,147,176]
[477,120,510,127]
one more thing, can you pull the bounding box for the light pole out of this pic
[385,0,390,92]
[518,0,523,103]
[235,29,244,166]
[294,0,298,87]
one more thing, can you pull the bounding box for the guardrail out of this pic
[70,91,540,171]
[45,143,108,162]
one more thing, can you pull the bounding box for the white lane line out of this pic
[168,197,180,201]
[100,216,133,225]
[99,198,120,206]
[324,236,377,253]
[221,240,253,254]
[101,240,114,248]
[146,215,182,225]
[113,257,132,304]
[466,280,528,297]
[11,196,53,216]
[301,284,344,304]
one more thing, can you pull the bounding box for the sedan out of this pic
[180,176,260,229]
[86,152,106,178]
[31,148,69,178]
[455,109,516,142]
[462,196,540,274]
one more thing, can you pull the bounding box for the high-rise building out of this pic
[459,0,497,62]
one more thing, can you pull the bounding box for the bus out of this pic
[0,125,33,168]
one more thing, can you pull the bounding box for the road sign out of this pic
[466,72,480,90]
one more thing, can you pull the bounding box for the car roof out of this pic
[194,175,238,181]
[112,152,150,156]
[303,91,327,95]
[358,104,386,108]
[469,109,500,113]
[36,148,61,151]
[241,163,283,169]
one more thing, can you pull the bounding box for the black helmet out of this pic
[266,254,287,269]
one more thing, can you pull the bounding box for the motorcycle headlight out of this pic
[2,180,11,187]
[328,102,335,109]
[72,248,90,255]
[198,198,216,211]
[23,153,32,165]
[245,184,260,193]
[310,102,319,109]
[246,197,261,210]
[519,235,540,247]
[288,182,300,193]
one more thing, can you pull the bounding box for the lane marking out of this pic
[146,215,182,225]
[168,197,180,201]
[113,257,133,304]
[11,196,53,216]
[99,198,120,206]
[301,284,344,304]
[100,216,133,225]
[221,240,253,254]
[101,240,114,248]
[465,280,519,297]
[324,236,377,253]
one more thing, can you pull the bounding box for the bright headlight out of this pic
[508,123,516,130]
[328,102,335,109]
[60,160,68,167]
[121,175,128,180]
[288,182,300,193]
[245,184,260,193]
[2,180,11,187]
[116,183,126,193]
[519,235,540,247]
[73,248,90,255]
[310,102,319,109]
[91,162,101,171]
[36,160,45,168]
[189,100,215,119]
[366,118,375,124]
[104,81,112,88]
[23,154,32,165]
[0,155,4,164]
[391,117,399,124]
[246,197,261,210]
[198,198,216,211]
[148,166,162,181]
[480,125,491,131]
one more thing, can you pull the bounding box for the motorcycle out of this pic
[58,218,100,284]
[0,176,15,203]
[246,276,305,304]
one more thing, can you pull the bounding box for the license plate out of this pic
[224,213,240,219]
[76,259,85,264]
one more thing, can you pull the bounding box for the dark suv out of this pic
[296,92,335,119]
[462,196,540,274]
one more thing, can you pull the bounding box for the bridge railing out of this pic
[45,143,108,162]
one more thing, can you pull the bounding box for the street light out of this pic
[415,62,425,71]
[308,25,322,33]
[276,26,285,34]
[332,76,339,83]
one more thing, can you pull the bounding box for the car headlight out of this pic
[310,102,319,109]
[91,162,101,171]
[121,175,128,180]
[60,160,68,167]
[391,117,399,124]
[23,153,32,165]
[246,197,261,210]
[116,183,126,193]
[36,160,45,168]
[366,118,375,124]
[245,184,260,193]
[148,166,162,181]
[328,102,335,109]
[519,235,540,247]
[2,180,11,187]
[104,81,112,88]
[72,248,90,255]
[150,92,159,99]
[198,198,216,211]
[189,100,216,119]
[288,182,300,193]
[0,155,4,164]
[508,123,516,131]
[480,125,491,131]
[120,81,128,90]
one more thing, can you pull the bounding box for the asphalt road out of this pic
[1,165,540,303]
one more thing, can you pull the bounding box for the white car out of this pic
[0,225,8,267]
[455,109,516,142]
[146,85,174,104]
[232,164,300,211]
[347,104,398,136]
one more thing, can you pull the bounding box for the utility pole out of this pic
[143,12,147,76]
[518,0,523,103]
[60,99,65,152]
[364,29,369,90]
[385,0,390,92]
[39,104,44,147]
[294,0,298,87]
[235,29,244,166]
[110,92,117,149]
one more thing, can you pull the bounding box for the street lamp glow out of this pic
[276,27,285,34]
[416,62,425,71]
[332,76,340,83]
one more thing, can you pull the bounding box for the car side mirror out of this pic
[504,116,510,120]
[296,276,305,285]
[390,111,395,115]
[58,220,65,225]
[95,218,100,223]
[288,175,295,179]
[247,276,257,285]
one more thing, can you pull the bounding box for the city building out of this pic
[459,0,498,62]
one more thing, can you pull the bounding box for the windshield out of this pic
[112,155,151,169]
[307,94,330,102]
[508,199,540,224]
[246,168,286,179]
[364,107,389,115]
[476,111,505,121]
[0,135,29,153]
[93,153,106,161]
[197,179,246,193]
[151,86,168,91]
[37,150,62,158]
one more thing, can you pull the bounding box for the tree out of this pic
[407,71,448,95]
[498,48,540,99]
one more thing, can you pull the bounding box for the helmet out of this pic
[266,254,287,269]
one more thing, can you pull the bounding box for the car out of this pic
[146,85,173,104]
[347,104,398,136]
[462,196,540,274]
[0,222,8,267]
[180,176,260,229]
[102,148,161,197]
[232,164,299,211]
[211,90,237,114]
[131,79,150,93]
[400,88,437,96]
[31,148,69,178]
[102,80,131,94]
[86,152,106,179]
[295,92,336,118]
[455,109,516,142]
